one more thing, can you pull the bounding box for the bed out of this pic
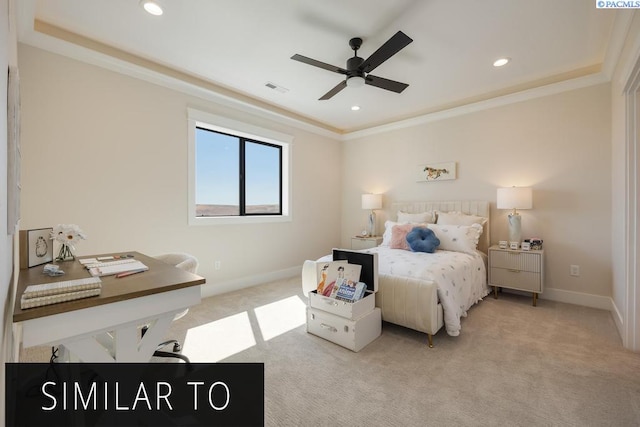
[371,200,491,345]
[304,200,491,347]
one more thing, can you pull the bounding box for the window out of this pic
[195,128,281,216]
[188,109,291,225]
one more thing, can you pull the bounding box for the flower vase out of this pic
[56,244,75,262]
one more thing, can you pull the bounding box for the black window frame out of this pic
[196,126,283,217]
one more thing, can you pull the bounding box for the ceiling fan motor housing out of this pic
[347,56,365,77]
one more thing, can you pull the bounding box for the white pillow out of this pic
[397,210,436,224]
[436,211,487,227]
[428,223,483,254]
[381,221,400,246]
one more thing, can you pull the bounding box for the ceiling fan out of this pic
[291,31,413,100]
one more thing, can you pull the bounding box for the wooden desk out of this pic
[13,251,205,362]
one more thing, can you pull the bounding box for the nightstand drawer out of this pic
[490,251,541,272]
[351,237,382,250]
[490,268,542,292]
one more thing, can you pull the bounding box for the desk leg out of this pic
[59,312,176,363]
[59,339,114,363]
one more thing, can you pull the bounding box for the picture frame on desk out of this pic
[19,228,53,269]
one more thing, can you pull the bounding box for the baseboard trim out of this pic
[611,299,624,338]
[200,266,302,298]
[539,287,612,310]
[500,287,613,310]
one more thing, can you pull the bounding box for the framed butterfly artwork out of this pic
[19,228,54,269]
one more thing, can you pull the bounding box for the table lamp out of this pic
[362,194,382,237]
[497,187,532,246]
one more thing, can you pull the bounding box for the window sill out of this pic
[189,215,292,226]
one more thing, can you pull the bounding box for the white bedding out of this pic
[362,246,490,336]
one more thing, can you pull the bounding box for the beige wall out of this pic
[18,44,342,295]
[341,84,612,299]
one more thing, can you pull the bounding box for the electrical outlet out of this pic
[214,260,221,270]
[570,265,580,277]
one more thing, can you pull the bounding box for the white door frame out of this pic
[624,57,640,352]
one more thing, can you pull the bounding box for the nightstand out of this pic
[488,245,544,306]
[351,236,382,250]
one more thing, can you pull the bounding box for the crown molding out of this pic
[341,72,609,141]
[16,9,343,140]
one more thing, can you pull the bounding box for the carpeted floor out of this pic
[20,277,640,426]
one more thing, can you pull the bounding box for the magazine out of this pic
[316,261,361,298]
[327,263,362,299]
[335,281,368,303]
[316,261,346,296]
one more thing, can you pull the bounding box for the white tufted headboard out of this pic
[389,200,491,254]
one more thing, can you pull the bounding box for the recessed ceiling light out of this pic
[141,0,163,16]
[351,105,361,111]
[493,57,510,67]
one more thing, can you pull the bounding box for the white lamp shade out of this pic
[362,193,382,210]
[497,187,533,210]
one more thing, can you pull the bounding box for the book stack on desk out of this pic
[85,259,149,277]
[20,277,102,309]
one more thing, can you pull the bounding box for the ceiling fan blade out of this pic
[319,80,347,100]
[359,31,413,74]
[291,54,348,75]
[365,75,409,93]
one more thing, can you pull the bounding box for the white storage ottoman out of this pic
[307,307,381,352]
[303,249,381,352]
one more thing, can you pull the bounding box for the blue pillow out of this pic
[406,227,440,253]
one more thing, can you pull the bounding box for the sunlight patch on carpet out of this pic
[182,311,256,362]
[254,295,307,341]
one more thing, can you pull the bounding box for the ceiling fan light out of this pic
[346,76,365,88]
[141,0,163,16]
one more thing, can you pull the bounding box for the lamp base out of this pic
[368,211,377,237]
[507,213,522,247]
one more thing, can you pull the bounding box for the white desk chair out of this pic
[302,260,319,297]
[145,253,199,363]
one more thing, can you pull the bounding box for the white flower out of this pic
[51,224,87,245]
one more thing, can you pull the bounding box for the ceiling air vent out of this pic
[265,82,289,94]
